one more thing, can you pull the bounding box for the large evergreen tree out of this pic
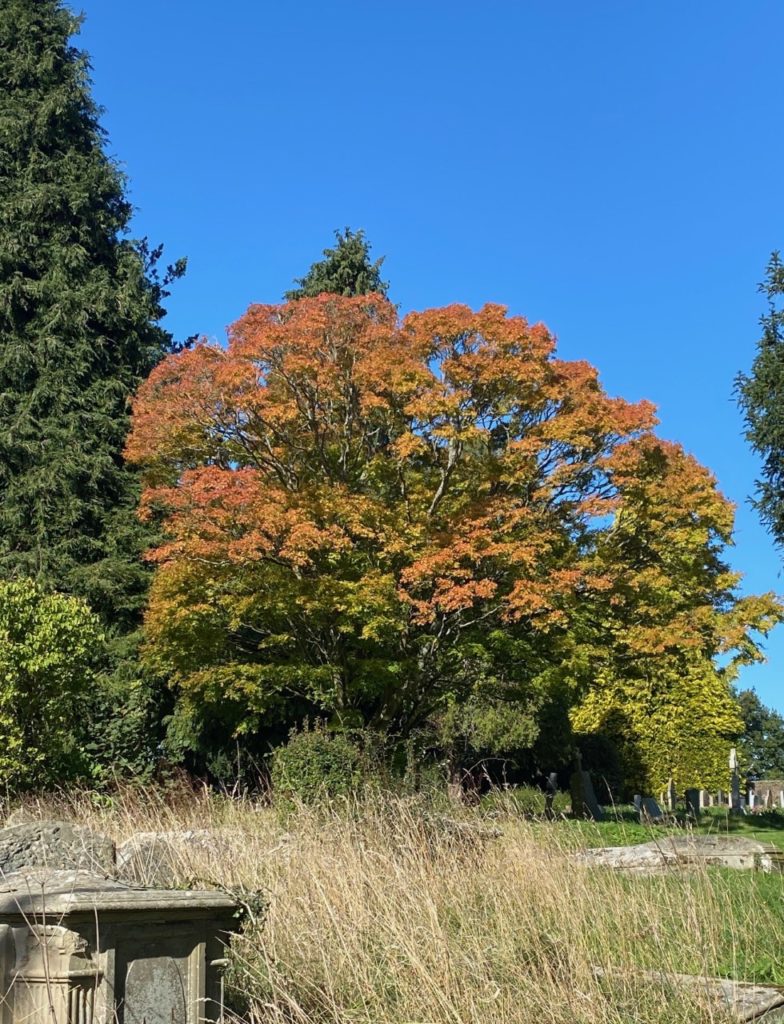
[285,228,387,300]
[0,0,184,631]
[737,252,784,549]
[737,688,784,778]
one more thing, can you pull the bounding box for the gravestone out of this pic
[717,789,726,806]
[569,754,605,820]
[666,778,677,812]
[0,868,240,1024]
[593,965,784,1021]
[752,779,784,807]
[764,789,773,810]
[544,772,558,821]
[699,789,711,809]
[639,797,664,823]
[730,748,741,814]
[684,788,700,819]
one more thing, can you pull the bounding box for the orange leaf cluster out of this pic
[128,295,663,642]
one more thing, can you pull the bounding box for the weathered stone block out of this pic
[0,822,114,874]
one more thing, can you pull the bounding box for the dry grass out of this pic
[12,784,784,1024]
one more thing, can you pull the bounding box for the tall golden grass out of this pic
[14,785,782,1024]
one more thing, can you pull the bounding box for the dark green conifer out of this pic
[737,253,784,551]
[0,0,184,631]
[285,227,388,300]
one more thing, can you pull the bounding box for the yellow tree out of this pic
[571,437,780,793]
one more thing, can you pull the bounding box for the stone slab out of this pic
[0,821,115,874]
[0,868,237,918]
[639,797,665,822]
[116,827,240,887]
[594,966,784,1022]
[576,835,784,874]
[569,769,605,820]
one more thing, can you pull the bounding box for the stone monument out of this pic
[544,772,558,821]
[730,747,741,814]
[0,868,240,1024]
[684,788,700,819]
[639,796,664,823]
[569,753,605,821]
[666,778,677,812]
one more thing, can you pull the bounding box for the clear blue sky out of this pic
[77,1,783,710]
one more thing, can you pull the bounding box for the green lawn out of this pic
[561,806,784,850]
[543,807,784,985]
[481,787,784,849]
[606,867,784,985]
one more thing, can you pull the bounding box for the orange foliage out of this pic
[126,294,776,738]
[128,295,657,632]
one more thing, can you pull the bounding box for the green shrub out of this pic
[482,785,571,817]
[270,723,364,804]
[0,578,106,789]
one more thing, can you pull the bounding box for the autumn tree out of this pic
[285,228,388,300]
[0,0,183,630]
[127,295,777,777]
[570,438,779,793]
[737,252,784,550]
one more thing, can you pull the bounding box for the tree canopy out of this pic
[737,252,784,551]
[0,0,183,630]
[737,688,784,779]
[127,294,779,785]
[285,228,388,300]
[571,437,779,792]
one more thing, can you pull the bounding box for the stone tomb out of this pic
[0,869,239,1024]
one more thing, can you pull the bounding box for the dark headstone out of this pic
[639,797,664,823]
[684,788,700,819]
[730,748,742,813]
[570,768,605,821]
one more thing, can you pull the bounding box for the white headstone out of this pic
[666,778,677,812]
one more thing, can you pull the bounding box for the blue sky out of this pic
[77,1,783,709]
